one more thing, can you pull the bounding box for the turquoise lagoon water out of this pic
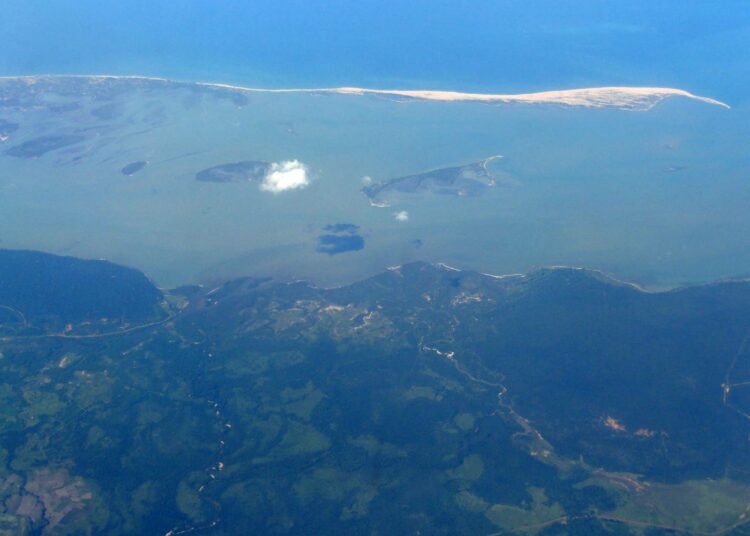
[2,2,749,287]
[0,80,748,288]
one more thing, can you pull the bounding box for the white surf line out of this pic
[481,272,526,281]
[435,262,462,272]
[0,75,730,111]
[435,261,668,293]
[542,264,662,293]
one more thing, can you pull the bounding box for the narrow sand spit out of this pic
[0,75,730,111]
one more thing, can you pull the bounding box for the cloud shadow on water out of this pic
[316,223,365,255]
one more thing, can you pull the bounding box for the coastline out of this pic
[0,74,740,292]
[0,74,730,111]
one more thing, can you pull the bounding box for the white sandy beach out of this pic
[0,74,730,111]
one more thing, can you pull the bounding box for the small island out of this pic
[120,160,147,176]
[362,156,502,205]
[195,161,270,183]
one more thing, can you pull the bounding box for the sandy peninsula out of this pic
[0,75,730,111]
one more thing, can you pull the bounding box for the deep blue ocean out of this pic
[2,0,749,103]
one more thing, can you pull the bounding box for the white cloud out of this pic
[260,160,310,193]
[361,175,372,186]
[394,211,409,222]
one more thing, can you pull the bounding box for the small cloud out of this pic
[361,175,372,186]
[260,160,310,193]
[394,211,409,222]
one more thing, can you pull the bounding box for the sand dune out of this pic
[198,81,729,110]
[0,75,730,111]
[328,86,730,110]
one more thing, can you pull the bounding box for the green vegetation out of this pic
[485,488,565,532]
[1,253,750,534]
[609,479,750,534]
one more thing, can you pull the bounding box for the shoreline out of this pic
[305,260,750,296]
[0,74,730,110]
